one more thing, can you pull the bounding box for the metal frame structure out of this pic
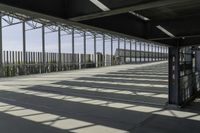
[0,10,168,77]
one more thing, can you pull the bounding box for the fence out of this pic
[2,50,168,77]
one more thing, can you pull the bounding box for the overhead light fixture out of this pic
[156,25,175,38]
[129,11,150,21]
[90,0,110,11]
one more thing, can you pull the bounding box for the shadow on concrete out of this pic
[53,80,167,94]
[0,105,72,133]
[20,84,167,106]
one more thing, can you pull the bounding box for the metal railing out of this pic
[2,50,168,77]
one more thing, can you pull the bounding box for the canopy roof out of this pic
[0,0,199,46]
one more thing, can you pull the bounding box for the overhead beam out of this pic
[155,36,200,47]
[69,0,191,22]
[150,34,200,41]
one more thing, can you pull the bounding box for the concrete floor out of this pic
[0,61,199,133]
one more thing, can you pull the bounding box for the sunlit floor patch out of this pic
[3,88,163,111]
[0,102,127,132]
[92,76,168,82]
[44,119,93,130]
[72,125,128,133]
[106,73,168,78]
[65,79,168,88]
[41,84,168,99]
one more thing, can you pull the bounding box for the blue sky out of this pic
[2,22,111,54]
[2,17,166,54]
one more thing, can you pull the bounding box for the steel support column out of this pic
[152,44,154,61]
[156,46,159,61]
[161,46,163,60]
[154,45,157,61]
[124,39,126,64]
[118,38,120,65]
[144,43,146,62]
[111,37,113,66]
[195,49,200,92]
[130,40,132,63]
[0,15,3,77]
[162,47,164,60]
[42,24,45,73]
[158,46,160,61]
[148,43,150,62]
[103,35,105,66]
[72,28,75,69]
[135,41,137,63]
[166,48,168,60]
[163,47,165,60]
[164,47,166,60]
[139,42,142,62]
[58,27,61,71]
[22,21,27,75]
[160,46,162,61]
[169,46,181,105]
[156,45,158,61]
[83,31,86,68]
[94,34,97,67]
